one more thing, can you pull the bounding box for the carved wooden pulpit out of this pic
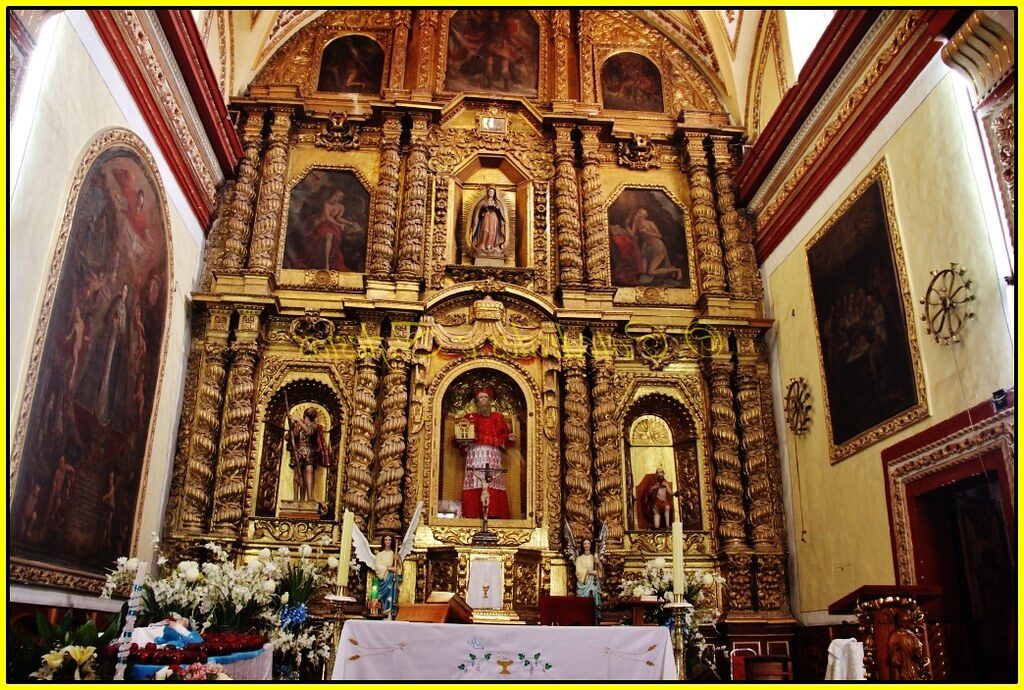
[829,585,941,681]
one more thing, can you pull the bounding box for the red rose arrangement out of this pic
[102,631,266,666]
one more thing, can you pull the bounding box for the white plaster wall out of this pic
[9,12,207,603]
[760,53,1016,623]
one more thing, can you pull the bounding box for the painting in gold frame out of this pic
[806,160,927,463]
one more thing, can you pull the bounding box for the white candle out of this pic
[338,510,354,588]
[672,521,685,597]
[114,560,148,681]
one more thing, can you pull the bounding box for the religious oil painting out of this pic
[608,188,690,288]
[283,169,369,273]
[601,52,664,112]
[807,166,926,462]
[445,10,539,97]
[438,371,527,521]
[11,142,169,578]
[317,34,385,95]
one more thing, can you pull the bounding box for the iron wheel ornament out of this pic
[784,377,811,435]
[920,263,975,345]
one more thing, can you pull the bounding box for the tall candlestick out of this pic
[672,520,685,596]
[338,510,354,589]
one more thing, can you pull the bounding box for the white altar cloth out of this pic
[332,619,675,680]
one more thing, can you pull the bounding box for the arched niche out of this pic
[453,155,531,269]
[437,369,528,521]
[600,51,665,112]
[622,393,701,531]
[254,378,343,519]
[317,34,386,95]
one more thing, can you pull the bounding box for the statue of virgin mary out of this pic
[470,187,509,257]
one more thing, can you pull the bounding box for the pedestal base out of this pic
[471,529,499,545]
[278,500,321,519]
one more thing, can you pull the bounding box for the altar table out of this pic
[331,619,675,680]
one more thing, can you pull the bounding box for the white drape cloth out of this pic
[466,559,503,609]
[332,620,675,680]
[825,638,865,680]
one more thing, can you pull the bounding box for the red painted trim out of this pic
[87,9,213,228]
[735,11,877,202]
[881,392,1015,585]
[156,10,241,177]
[740,11,960,263]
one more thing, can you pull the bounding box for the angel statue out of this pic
[563,519,609,623]
[352,501,423,619]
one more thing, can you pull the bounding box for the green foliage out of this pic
[277,561,319,607]
[34,609,123,651]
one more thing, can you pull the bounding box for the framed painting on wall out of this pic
[444,9,540,97]
[607,187,690,288]
[10,130,170,590]
[806,160,927,462]
[282,168,370,273]
[600,52,664,112]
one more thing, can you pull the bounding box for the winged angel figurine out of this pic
[352,501,423,618]
[563,519,608,622]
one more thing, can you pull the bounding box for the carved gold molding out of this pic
[887,408,1014,585]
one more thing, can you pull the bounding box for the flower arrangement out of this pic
[620,558,727,679]
[100,535,337,680]
[153,662,231,681]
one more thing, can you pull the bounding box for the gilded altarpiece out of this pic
[151,9,793,646]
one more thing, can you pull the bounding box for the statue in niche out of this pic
[440,374,526,520]
[468,186,511,265]
[638,467,675,530]
[456,386,516,519]
[284,405,331,509]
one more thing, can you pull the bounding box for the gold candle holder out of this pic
[663,594,694,680]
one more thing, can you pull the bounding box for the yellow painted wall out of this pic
[766,74,1015,614]
[9,14,206,578]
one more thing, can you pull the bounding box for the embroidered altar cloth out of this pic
[331,619,675,680]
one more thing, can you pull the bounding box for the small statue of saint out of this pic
[457,387,515,519]
[469,187,509,258]
[287,406,331,503]
[638,467,675,530]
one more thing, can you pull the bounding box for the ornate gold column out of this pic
[578,11,596,106]
[553,124,584,287]
[373,320,414,536]
[217,110,263,271]
[396,115,430,282]
[551,10,572,105]
[734,331,773,549]
[561,326,593,541]
[345,320,383,530]
[684,132,726,294]
[367,114,404,278]
[211,306,263,536]
[591,328,623,542]
[711,136,757,297]
[247,108,292,274]
[180,304,232,533]
[387,10,412,93]
[704,357,745,550]
[412,10,439,97]
[579,126,609,287]
[164,316,208,531]
[200,179,235,290]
